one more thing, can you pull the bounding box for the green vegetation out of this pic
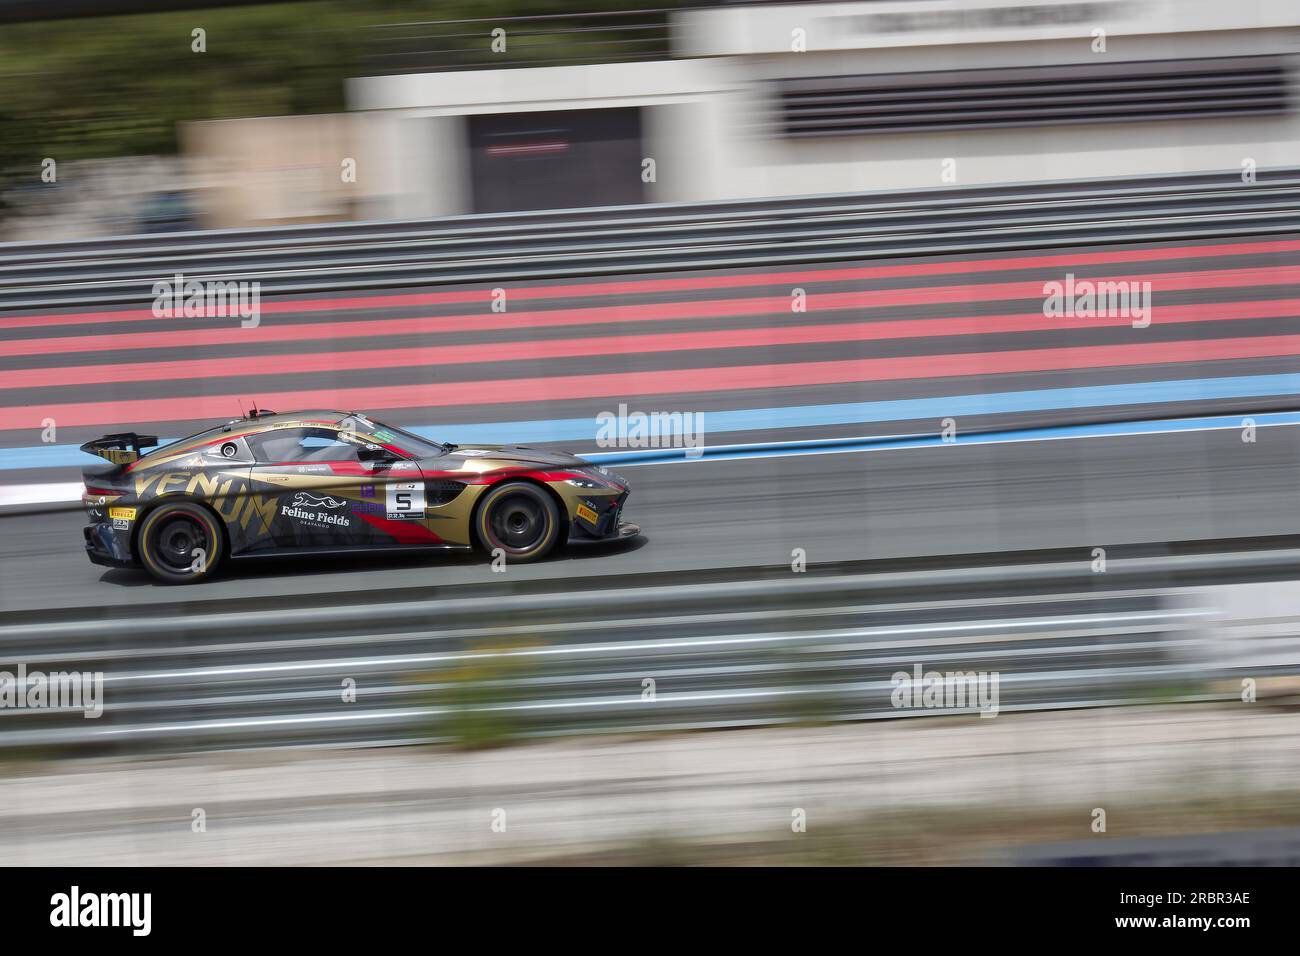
[0,0,673,170]
[416,636,544,750]
[1,2,355,169]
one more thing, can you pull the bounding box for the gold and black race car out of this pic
[80,409,637,583]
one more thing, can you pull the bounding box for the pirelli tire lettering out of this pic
[81,411,638,584]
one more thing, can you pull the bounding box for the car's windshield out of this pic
[344,415,451,458]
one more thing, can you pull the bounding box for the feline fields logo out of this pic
[50,886,151,936]
[282,491,351,527]
[292,493,346,509]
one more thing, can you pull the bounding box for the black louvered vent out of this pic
[426,480,465,506]
[776,57,1290,138]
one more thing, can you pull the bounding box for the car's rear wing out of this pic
[79,433,159,466]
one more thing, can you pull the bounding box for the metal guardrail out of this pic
[1,168,1297,309]
[364,8,675,74]
[2,541,1297,753]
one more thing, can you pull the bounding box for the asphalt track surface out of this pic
[2,424,1297,614]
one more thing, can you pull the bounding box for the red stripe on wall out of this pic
[7,332,1300,430]
[3,237,1299,332]
[3,263,1296,360]
[7,297,1300,390]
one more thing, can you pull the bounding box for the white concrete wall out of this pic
[349,60,734,216]
[698,33,1300,199]
[347,0,1300,215]
[674,0,1300,56]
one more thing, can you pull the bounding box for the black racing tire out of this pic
[137,501,224,584]
[474,481,562,563]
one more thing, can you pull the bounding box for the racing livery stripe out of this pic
[354,512,445,544]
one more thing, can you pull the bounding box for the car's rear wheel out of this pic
[137,502,224,584]
[475,481,561,563]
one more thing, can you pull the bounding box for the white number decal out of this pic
[385,482,425,519]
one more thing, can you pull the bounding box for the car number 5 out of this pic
[386,482,426,519]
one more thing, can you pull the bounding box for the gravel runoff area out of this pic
[2,702,1298,865]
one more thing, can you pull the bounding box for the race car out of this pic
[80,409,637,583]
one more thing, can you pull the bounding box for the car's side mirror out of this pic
[357,444,398,463]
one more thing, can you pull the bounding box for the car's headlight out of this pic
[595,466,628,487]
[565,476,604,489]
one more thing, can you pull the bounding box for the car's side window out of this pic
[202,435,254,463]
[247,427,363,464]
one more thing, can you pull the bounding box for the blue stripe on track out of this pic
[2,371,1298,471]
[586,410,1300,466]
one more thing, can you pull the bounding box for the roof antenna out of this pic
[237,398,246,419]
[249,399,260,419]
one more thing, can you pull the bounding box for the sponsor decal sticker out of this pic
[576,503,599,524]
[293,493,346,508]
[386,482,425,519]
[281,491,352,528]
[109,506,137,530]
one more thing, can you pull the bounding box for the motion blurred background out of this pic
[2,0,1300,866]
[3,0,1299,233]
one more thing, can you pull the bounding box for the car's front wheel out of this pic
[475,481,561,563]
[137,502,224,584]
